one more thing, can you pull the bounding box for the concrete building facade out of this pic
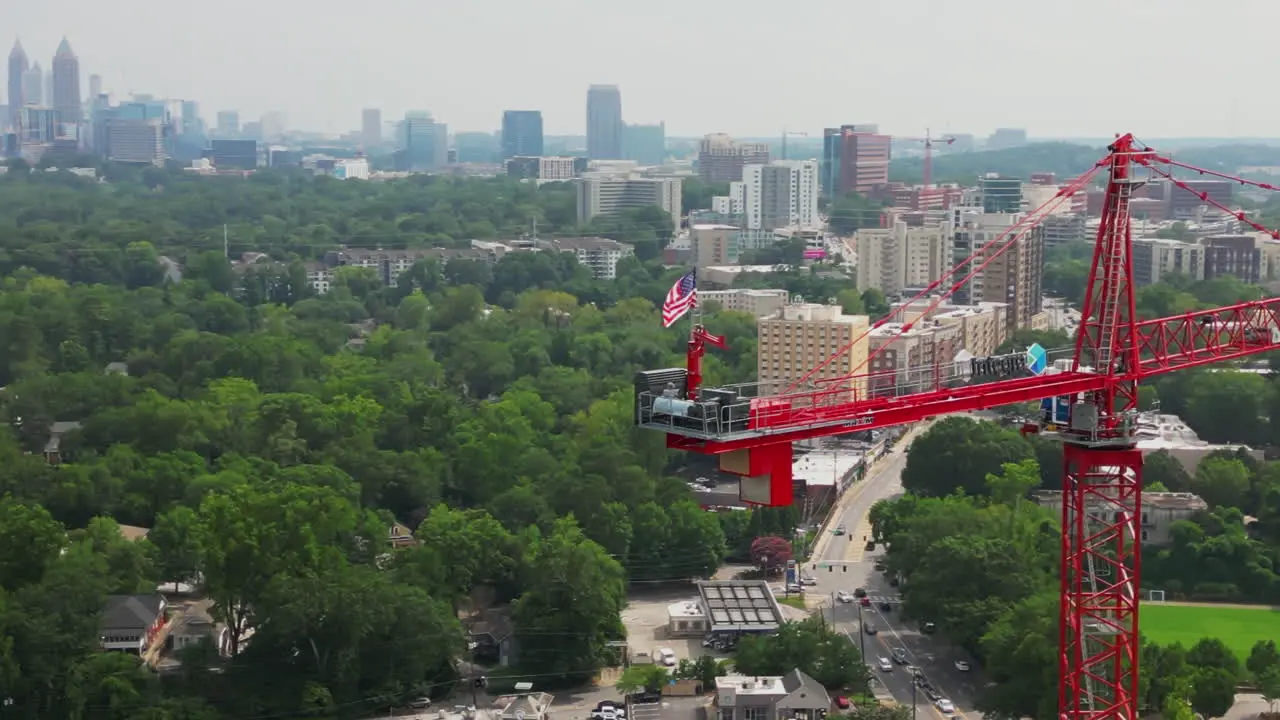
[757,303,870,400]
[691,224,739,268]
[1132,238,1206,286]
[699,289,789,317]
[855,218,952,297]
[741,160,820,231]
[575,175,682,227]
[698,133,770,183]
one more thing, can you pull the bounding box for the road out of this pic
[799,430,985,720]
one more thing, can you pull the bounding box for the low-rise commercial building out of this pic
[714,670,830,720]
[699,288,789,317]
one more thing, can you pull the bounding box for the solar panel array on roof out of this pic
[697,581,783,631]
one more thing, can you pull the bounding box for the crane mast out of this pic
[634,132,1280,720]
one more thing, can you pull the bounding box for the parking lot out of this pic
[620,588,709,661]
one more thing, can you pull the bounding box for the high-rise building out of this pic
[501,110,543,159]
[691,224,739,268]
[951,211,1044,332]
[741,160,820,231]
[397,111,447,171]
[455,131,498,163]
[855,216,953,296]
[697,133,770,183]
[822,125,888,197]
[18,106,57,144]
[756,303,871,400]
[979,174,1022,213]
[623,122,666,165]
[105,118,167,164]
[586,85,623,160]
[361,108,381,148]
[88,74,102,101]
[574,175,682,226]
[51,38,81,124]
[7,40,28,130]
[22,63,43,107]
[210,139,259,170]
[216,110,240,137]
[867,320,962,398]
[1132,238,1205,287]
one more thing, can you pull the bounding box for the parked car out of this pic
[954,660,971,672]
[877,657,893,672]
[785,583,803,594]
[834,696,851,710]
[836,591,854,603]
[592,702,626,720]
[800,575,818,586]
[936,699,956,715]
[657,647,677,667]
[408,698,432,710]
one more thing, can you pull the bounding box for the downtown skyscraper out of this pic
[501,110,543,158]
[7,40,28,129]
[586,85,623,160]
[51,38,81,123]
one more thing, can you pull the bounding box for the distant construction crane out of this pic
[781,129,808,161]
[893,129,956,187]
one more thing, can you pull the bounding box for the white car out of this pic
[657,647,677,667]
[836,591,854,603]
[936,699,955,715]
[877,657,892,672]
[954,660,971,672]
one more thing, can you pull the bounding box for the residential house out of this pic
[118,525,150,542]
[1031,490,1209,546]
[469,608,517,666]
[167,600,221,654]
[101,594,168,654]
[43,420,82,464]
[389,522,418,549]
[714,670,831,720]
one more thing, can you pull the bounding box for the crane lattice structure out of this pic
[634,133,1280,720]
[895,128,957,187]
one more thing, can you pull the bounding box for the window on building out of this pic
[742,707,768,720]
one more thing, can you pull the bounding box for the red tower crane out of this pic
[895,129,957,187]
[634,133,1280,720]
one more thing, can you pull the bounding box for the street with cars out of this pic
[803,430,985,720]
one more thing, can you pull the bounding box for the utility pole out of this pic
[223,224,229,259]
[911,669,919,720]
[855,602,866,660]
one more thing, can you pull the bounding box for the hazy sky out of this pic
[11,0,1280,139]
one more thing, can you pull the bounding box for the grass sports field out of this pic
[1141,602,1280,659]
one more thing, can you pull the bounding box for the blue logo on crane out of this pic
[1025,343,1048,375]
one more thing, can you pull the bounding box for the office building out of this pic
[361,108,382,147]
[88,74,102,100]
[51,38,81,124]
[7,40,28,130]
[575,175,682,227]
[397,111,448,171]
[698,133,770,183]
[210,139,258,170]
[741,160,820,231]
[216,110,240,137]
[18,106,57,144]
[624,122,666,165]
[1202,234,1268,283]
[1162,179,1234,218]
[757,303,871,400]
[987,128,1028,150]
[1040,213,1088,248]
[1132,238,1205,286]
[455,131,498,163]
[951,211,1044,333]
[980,174,1022,213]
[855,217,952,297]
[333,158,370,180]
[691,224,739,268]
[505,156,576,181]
[699,289,789,318]
[501,110,544,159]
[106,118,167,164]
[821,126,891,197]
[22,62,43,107]
[586,85,623,160]
[893,299,1010,358]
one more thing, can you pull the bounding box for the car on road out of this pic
[920,621,937,634]
[859,596,871,607]
[873,560,885,571]
[854,588,867,598]
[834,525,847,535]
[954,660,971,671]
[877,657,892,672]
[657,647,677,667]
[892,647,909,664]
[592,701,626,720]
[878,601,892,612]
[836,591,854,603]
[800,575,818,586]
[785,583,802,594]
[863,623,878,635]
[936,699,955,715]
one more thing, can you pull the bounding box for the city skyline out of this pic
[10,0,1280,139]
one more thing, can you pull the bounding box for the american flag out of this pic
[661,270,698,328]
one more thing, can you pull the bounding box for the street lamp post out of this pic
[911,670,919,720]
[855,602,866,661]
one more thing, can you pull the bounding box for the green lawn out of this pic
[1141,603,1280,660]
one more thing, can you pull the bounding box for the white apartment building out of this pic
[757,303,870,400]
[537,156,576,180]
[854,218,953,296]
[741,161,820,231]
[1132,238,1205,286]
[712,186,744,216]
[333,158,370,180]
[700,288,789,317]
[537,237,635,280]
[575,175,683,227]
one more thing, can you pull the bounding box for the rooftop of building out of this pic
[536,236,632,252]
[696,580,785,631]
[715,669,827,699]
[1032,490,1209,512]
[791,449,864,487]
[691,223,739,231]
[700,288,788,297]
[667,600,704,618]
